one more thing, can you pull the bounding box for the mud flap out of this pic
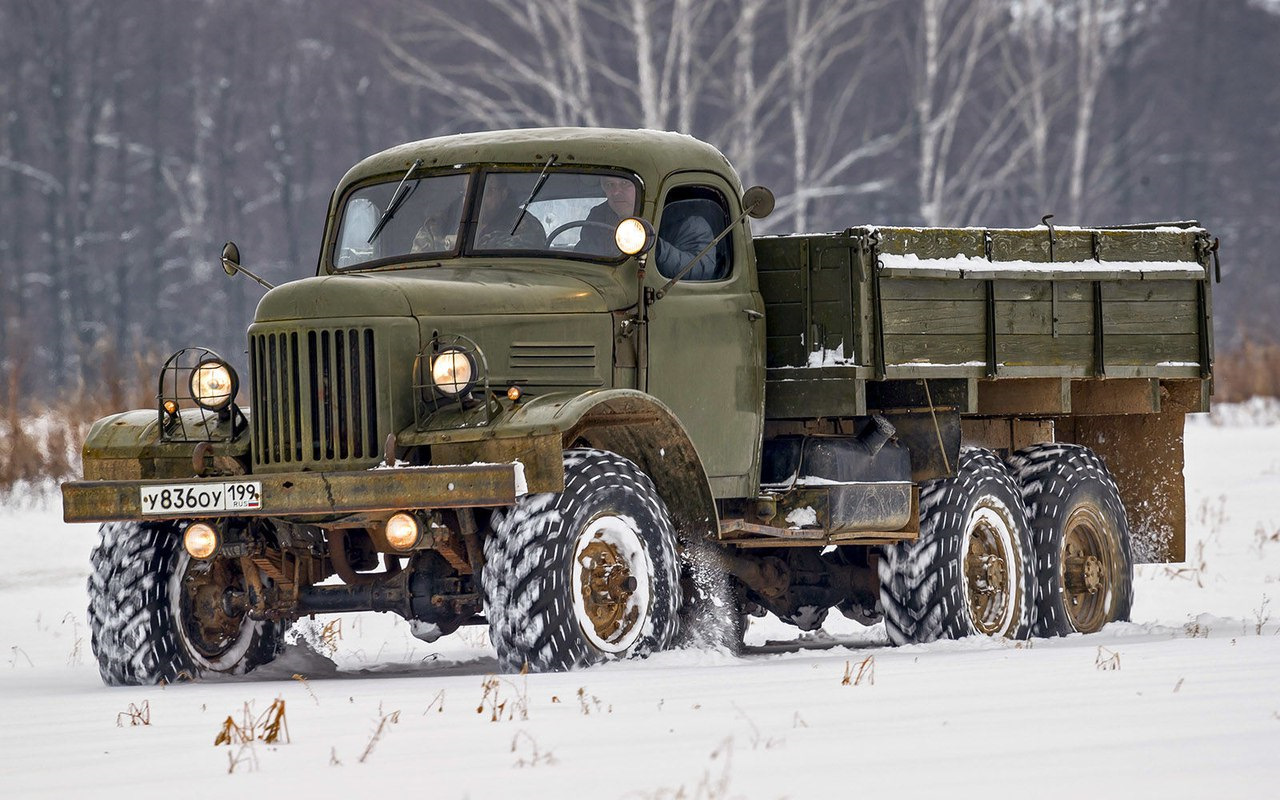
[1054,380,1206,563]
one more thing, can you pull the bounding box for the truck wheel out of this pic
[1008,444,1133,636]
[482,448,681,672]
[879,447,1034,645]
[87,521,285,685]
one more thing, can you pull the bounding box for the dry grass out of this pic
[8,646,33,667]
[319,618,343,655]
[1216,341,1280,402]
[510,730,557,768]
[1095,646,1122,670]
[1,350,154,492]
[214,698,289,746]
[477,674,531,722]
[1255,522,1280,557]
[1254,595,1272,635]
[576,686,610,715]
[423,689,446,715]
[291,674,319,705]
[116,700,151,727]
[1183,618,1210,638]
[841,655,876,686]
[358,708,400,763]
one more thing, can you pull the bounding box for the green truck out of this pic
[63,128,1217,684]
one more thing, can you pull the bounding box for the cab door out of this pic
[643,173,764,498]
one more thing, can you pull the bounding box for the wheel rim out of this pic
[570,515,652,654]
[173,554,254,664]
[962,504,1019,636]
[1060,502,1117,633]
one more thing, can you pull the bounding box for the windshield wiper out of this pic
[509,153,558,235]
[367,159,423,244]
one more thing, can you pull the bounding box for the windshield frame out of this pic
[327,164,646,274]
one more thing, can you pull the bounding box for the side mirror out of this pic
[218,241,275,291]
[743,186,775,219]
[221,241,241,277]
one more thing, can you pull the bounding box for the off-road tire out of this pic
[1008,443,1133,636]
[879,447,1034,645]
[88,521,285,685]
[482,448,681,672]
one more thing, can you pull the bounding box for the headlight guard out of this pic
[412,334,494,428]
[157,346,246,443]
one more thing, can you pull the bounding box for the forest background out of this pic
[1,0,1278,484]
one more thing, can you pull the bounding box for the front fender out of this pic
[79,408,251,481]
[403,389,718,541]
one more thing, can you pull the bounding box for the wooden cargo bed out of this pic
[756,223,1213,386]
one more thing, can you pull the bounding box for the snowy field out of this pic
[2,402,1279,799]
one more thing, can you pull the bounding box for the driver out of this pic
[575,176,638,255]
[578,176,716,279]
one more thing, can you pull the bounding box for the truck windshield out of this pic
[332,168,641,270]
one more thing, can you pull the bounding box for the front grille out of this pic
[250,327,380,467]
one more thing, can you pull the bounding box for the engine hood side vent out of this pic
[508,342,602,387]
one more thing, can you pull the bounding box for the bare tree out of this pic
[773,0,899,231]
[909,0,1019,225]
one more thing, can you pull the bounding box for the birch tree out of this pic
[772,0,899,231]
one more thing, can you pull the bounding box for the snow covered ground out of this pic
[2,403,1279,798]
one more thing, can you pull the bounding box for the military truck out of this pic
[63,128,1218,685]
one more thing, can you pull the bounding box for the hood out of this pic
[255,266,625,323]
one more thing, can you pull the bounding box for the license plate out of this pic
[139,481,263,516]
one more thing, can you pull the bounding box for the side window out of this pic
[655,185,732,281]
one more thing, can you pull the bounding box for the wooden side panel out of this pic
[1097,229,1200,262]
[757,234,869,369]
[754,226,1210,425]
[756,236,808,369]
[808,242,859,362]
[876,227,984,258]
[880,277,984,367]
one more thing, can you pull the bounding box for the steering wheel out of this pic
[546,220,616,247]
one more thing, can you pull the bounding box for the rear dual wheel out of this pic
[879,447,1034,644]
[1009,444,1133,635]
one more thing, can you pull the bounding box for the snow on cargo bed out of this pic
[878,250,1205,280]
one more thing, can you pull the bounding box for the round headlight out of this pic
[615,217,655,256]
[190,359,238,411]
[431,348,476,397]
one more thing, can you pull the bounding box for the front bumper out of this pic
[61,462,525,523]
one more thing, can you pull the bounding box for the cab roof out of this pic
[336,127,742,192]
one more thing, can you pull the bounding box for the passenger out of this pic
[474,178,547,250]
[578,176,717,279]
[410,182,465,253]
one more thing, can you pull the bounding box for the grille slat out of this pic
[252,336,266,464]
[364,330,378,452]
[251,327,380,469]
[268,335,282,463]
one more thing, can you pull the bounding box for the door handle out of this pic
[743,309,764,322]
